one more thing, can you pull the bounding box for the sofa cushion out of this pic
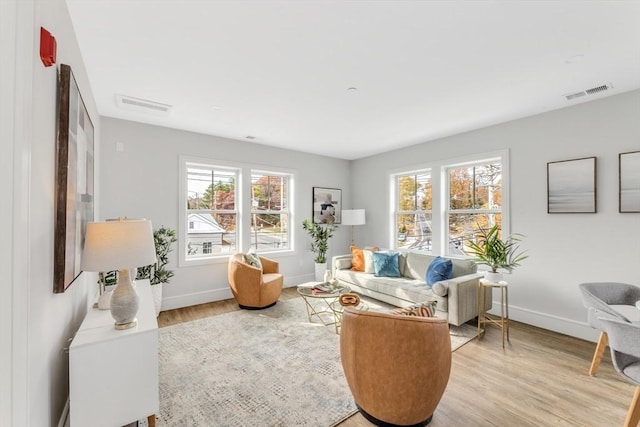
[335,258,352,270]
[426,256,453,286]
[350,246,365,271]
[404,252,436,280]
[373,251,401,277]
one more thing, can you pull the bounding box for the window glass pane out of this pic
[252,174,287,211]
[449,163,502,210]
[187,167,236,210]
[416,172,432,210]
[397,213,432,251]
[448,213,502,255]
[185,211,237,258]
[251,213,288,250]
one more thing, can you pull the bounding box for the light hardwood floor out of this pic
[158,287,633,427]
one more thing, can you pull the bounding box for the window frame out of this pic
[389,150,509,258]
[249,170,293,253]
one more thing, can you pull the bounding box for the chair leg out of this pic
[589,332,608,376]
[624,386,640,427]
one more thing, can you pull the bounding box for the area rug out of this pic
[157,296,478,426]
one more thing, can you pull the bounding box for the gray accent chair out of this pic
[598,317,640,427]
[578,282,640,376]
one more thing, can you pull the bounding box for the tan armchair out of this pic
[340,307,451,426]
[227,253,283,309]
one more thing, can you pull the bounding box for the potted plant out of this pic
[398,224,407,242]
[302,219,337,281]
[136,226,178,315]
[465,223,527,283]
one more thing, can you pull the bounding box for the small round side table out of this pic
[478,279,509,348]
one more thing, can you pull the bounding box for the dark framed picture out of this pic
[312,187,342,224]
[54,64,95,293]
[619,151,640,213]
[547,157,596,214]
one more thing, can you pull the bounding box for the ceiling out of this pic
[66,1,640,160]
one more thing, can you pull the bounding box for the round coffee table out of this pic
[297,283,351,333]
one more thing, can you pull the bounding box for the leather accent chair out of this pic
[227,253,283,309]
[340,307,452,426]
[578,282,640,376]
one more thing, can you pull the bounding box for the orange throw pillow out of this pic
[350,245,365,271]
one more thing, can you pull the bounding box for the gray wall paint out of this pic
[100,118,353,309]
[351,89,640,340]
[6,0,101,425]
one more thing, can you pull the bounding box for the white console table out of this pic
[69,279,159,427]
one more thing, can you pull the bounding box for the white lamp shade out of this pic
[81,219,157,272]
[342,209,366,226]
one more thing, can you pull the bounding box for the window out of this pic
[250,172,291,252]
[446,159,502,256]
[390,151,507,257]
[185,164,238,259]
[394,170,432,251]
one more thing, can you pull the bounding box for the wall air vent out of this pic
[564,83,613,101]
[115,94,172,116]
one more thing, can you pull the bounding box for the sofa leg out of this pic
[239,301,277,310]
[357,404,433,427]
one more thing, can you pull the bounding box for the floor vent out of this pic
[565,83,612,101]
[116,94,172,115]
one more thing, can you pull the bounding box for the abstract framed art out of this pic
[53,64,95,293]
[547,157,596,214]
[619,151,640,213]
[312,187,342,224]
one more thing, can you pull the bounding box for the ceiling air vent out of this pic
[116,94,172,116]
[564,83,613,101]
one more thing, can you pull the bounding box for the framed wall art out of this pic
[547,157,596,214]
[54,64,95,293]
[619,151,640,213]
[312,187,342,224]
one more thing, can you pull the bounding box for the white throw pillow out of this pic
[244,251,262,269]
[363,249,376,273]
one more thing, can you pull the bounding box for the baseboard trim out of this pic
[492,302,599,343]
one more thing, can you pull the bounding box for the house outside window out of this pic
[250,172,291,252]
[395,171,432,251]
[185,164,238,259]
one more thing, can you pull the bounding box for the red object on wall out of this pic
[40,27,57,67]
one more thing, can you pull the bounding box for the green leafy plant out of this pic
[302,219,337,264]
[466,224,527,273]
[398,224,407,233]
[137,226,178,285]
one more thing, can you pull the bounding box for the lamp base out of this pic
[110,269,140,330]
[114,318,138,330]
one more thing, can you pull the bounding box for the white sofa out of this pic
[332,251,490,326]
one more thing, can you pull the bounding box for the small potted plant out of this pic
[302,219,337,281]
[465,223,527,283]
[398,224,407,242]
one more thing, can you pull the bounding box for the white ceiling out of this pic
[66,0,640,160]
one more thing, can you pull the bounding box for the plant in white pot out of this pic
[465,223,527,283]
[302,219,337,281]
[136,226,177,316]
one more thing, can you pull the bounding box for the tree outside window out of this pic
[395,171,432,251]
[251,172,291,252]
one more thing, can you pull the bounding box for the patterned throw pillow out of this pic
[350,246,365,271]
[373,251,401,277]
[392,300,437,317]
[244,251,262,269]
[425,256,453,286]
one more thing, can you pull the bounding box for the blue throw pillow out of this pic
[373,251,401,277]
[426,256,453,286]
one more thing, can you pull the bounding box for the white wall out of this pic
[2,0,101,425]
[99,118,353,310]
[351,89,640,341]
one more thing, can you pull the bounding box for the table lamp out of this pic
[81,218,157,330]
[342,209,366,246]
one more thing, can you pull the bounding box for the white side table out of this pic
[69,279,159,426]
[478,279,510,348]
